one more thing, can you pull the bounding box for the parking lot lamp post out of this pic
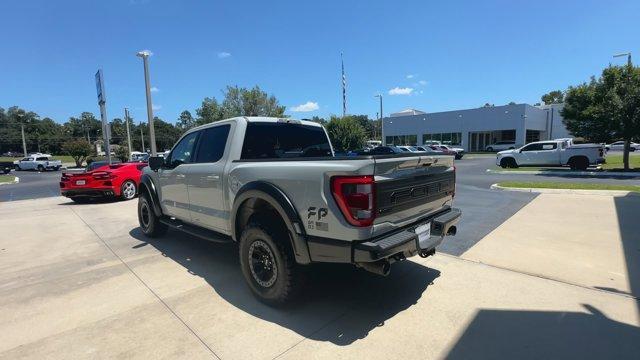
[136,50,157,156]
[375,94,384,145]
[140,124,146,153]
[124,108,132,157]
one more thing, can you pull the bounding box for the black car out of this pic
[369,146,406,155]
[0,161,13,174]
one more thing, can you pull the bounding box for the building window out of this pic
[422,133,462,145]
[386,134,418,145]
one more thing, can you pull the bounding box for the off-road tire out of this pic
[37,165,44,172]
[239,220,299,305]
[138,193,167,238]
[486,147,494,152]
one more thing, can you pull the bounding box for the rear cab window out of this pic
[241,121,332,159]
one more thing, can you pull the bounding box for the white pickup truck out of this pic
[14,154,63,171]
[496,139,605,170]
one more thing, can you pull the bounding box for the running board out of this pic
[159,217,233,244]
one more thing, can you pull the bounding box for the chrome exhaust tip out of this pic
[357,260,391,276]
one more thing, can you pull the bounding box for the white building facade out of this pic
[383,103,572,151]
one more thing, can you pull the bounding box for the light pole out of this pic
[136,50,157,156]
[375,94,384,145]
[124,108,133,158]
[140,123,146,153]
[613,52,632,67]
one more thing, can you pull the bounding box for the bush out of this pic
[325,116,367,152]
[115,146,129,162]
[62,139,93,167]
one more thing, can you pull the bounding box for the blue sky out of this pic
[1,0,639,124]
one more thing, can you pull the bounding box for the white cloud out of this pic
[150,87,159,92]
[418,80,427,86]
[406,74,415,79]
[290,101,319,112]
[152,104,162,111]
[217,51,231,59]
[388,87,414,95]
[138,49,153,56]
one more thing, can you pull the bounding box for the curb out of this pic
[0,176,19,186]
[490,183,638,196]
[486,168,640,177]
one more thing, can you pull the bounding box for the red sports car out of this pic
[60,162,147,203]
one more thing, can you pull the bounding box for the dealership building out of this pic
[382,103,571,151]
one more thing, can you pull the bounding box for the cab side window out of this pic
[521,143,542,152]
[194,125,231,163]
[167,132,199,167]
[541,143,557,150]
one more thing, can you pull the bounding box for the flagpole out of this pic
[341,52,346,117]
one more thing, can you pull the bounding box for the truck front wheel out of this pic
[138,194,167,238]
[239,221,299,305]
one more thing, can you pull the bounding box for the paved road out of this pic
[0,170,62,202]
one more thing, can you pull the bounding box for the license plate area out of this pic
[75,180,86,186]
[414,222,432,250]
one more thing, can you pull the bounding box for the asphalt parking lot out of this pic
[1,192,638,359]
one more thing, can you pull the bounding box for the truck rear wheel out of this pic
[239,220,299,305]
[138,194,167,238]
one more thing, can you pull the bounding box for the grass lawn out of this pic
[600,153,640,171]
[497,181,640,192]
[0,175,17,184]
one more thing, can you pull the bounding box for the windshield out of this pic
[241,122,332,159]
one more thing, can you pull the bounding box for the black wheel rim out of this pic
[140,201,150,229]
[248,240,278,288]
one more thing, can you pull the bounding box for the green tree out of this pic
[221,85,286,119]
[195,97,223,126]
[177,110,196,130]
[325,116,367,152]
[152,117,182,152]
[114,145,129,162]
[541,90,564,104]
[562,65,640,170]
[62,139,93,167]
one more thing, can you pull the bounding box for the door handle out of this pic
[205,175,220,181]
[176,174,186,179]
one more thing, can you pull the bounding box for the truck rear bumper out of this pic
[306,207,461,264]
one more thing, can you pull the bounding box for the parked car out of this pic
[0,161,13,174]
[60,162,147,203]
[368,146,406,155]
[605,141,638,152]
[496,139,605,170]
[397,146,417,153]
[485,141,517,152]
[428,145,457,157]
[137,117,461,305]
[14,154,62,171]
[437,145,464,159]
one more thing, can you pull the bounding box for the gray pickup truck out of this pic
[138,117,461,304]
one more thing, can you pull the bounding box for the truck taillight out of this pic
[331,175,375,227]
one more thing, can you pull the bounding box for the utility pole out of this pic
[136,51,157,156]
[124,108,132,158]
[140,124,146,153]
[21,123,27,157]
[95,69,111,164]
[613,52,633,170]
[375,94,384,145]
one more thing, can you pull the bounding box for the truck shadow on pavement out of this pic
[129,228,440,346]
[445,304,640,360]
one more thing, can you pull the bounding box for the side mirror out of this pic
[148,156,165,171]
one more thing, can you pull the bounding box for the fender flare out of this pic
[231,181,311,265]
[139,174,163,217]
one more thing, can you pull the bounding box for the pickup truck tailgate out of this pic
[373,155,455,228]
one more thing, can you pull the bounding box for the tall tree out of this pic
[562,65,640,170]
[177,110,196,130]
[541,90,564,104]
[221,85,286,118]
[195,97,223,125]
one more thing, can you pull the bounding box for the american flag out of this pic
[341,52,346,117]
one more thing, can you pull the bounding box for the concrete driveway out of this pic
[0,196,639,359]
